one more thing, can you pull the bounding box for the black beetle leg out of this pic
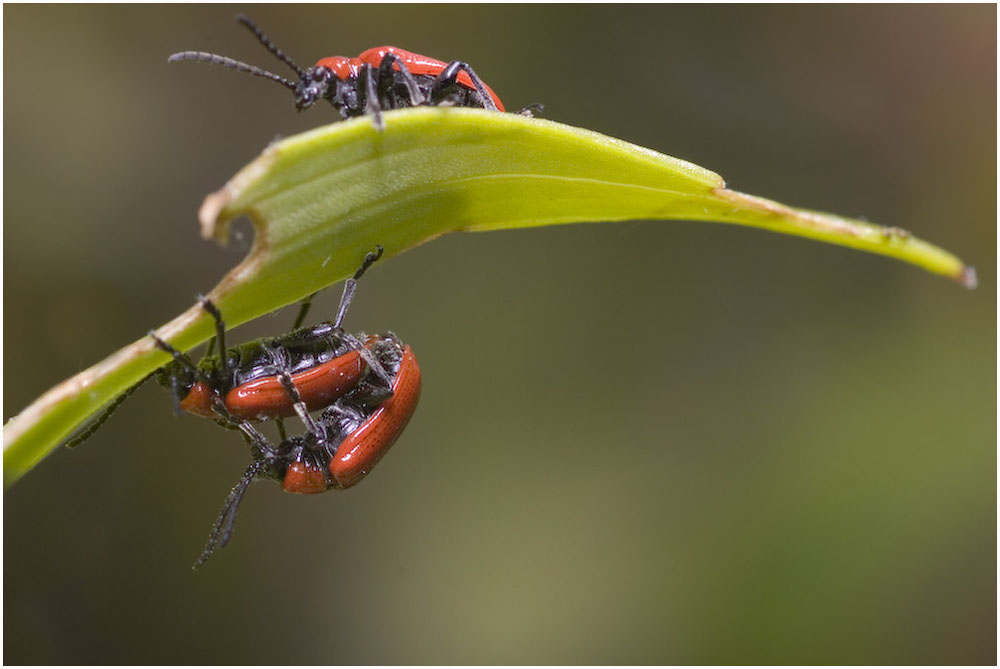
[428,60,498,111]
[361,63,385,131]
[377,52,426,107]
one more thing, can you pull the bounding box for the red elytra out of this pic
[224,350,365,421]
[330,345,422,489]
[178,349,367,421]
[316,47,506,112]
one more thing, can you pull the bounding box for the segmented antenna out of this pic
[63,374,154,449]
[193,459,264,569]
[167,51,297,91]
[236,13,307,79]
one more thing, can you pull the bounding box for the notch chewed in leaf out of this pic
[2,108,975,487]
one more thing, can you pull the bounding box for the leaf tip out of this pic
[956,265,978,290]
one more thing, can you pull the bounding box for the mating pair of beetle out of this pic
[150,247,421,567]
[69,247,416,568]
[73,16,518,566]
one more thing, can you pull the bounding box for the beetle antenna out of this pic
[167,51,297,91]
[63,374,154,449]
[193,459,264,569]
[236,14,307,79]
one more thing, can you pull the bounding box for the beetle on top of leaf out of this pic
[168,14,538,129]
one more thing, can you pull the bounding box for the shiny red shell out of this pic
[179,350,366,421]
[315,46,505,112]
[282,461,329,495]
[329,345,421,489]
[179,381,217,418]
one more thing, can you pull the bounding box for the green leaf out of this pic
[2,107,975,487]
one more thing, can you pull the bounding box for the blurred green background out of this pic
[4,5,994,664]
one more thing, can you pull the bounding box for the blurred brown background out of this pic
[4,5,995,664]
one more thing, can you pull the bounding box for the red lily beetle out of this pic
[168,15,505,127]
[153,247,389,425]
[192,333,421,568]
